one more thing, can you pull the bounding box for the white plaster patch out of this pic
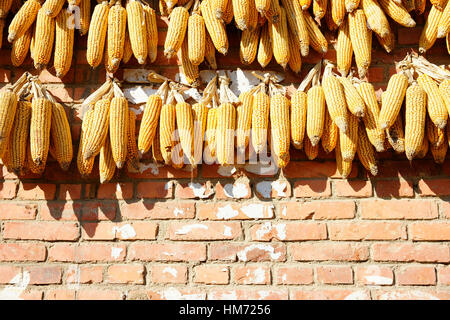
[111,247,123,259]
[281,206,287,217]
[223,183,249,199]
[245,162,278,176]
[236,244,282,262]
[173,208,185,217]
[240,204,274,219]
[275,224,287,240]
[138,162,160,175]
[255,222,273,240]
[378,290,440,300]
[188,182,211,199]
[113,224,137,240]
[223,226,233,237]
[271,180,287,197]
[159,288,205,300]
[257,291,270,300]
[175,224,208,235]
[344,290,370,300]
[252,267,266,283]
[0,271,30,300]
[364,275,393,285]
[163,267,178,278]
[217,166,237,177]
[216,204,239,219]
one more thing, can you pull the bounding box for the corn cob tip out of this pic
[300,46,310,57]
[358,67,368,78]
[138,150,145,158]
[310,136,320,147]
[338,69,349,77]
[302,5,309,10]
[342,151,354,162]
[405,18,416,28]
[116,161,124,169]
[60,162,71,171]
[218,47,228,55]
[406,149,416,161]
[435,119,447,130]
[83,151,93,161]
[374,143,385,153]
[45,10,52,16]
[379,121,389,130]
[137,57,146,64]
[292,142,303,149]
[34,63,46,71]
[235,19,248,31]
[335,117,348,133]
[437,30,446,39]
[7,33,16,43]
[164,49,175,59]
[369,165,378,176]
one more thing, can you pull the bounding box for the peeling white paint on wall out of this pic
[113,224,137,240]
[111,247,123,259]
[223,226,233,237]
[275,224,287,240]
[378,290,440,300]
[223,183,249,199]
[240,204,274,219]
[271,180,287,196]
[188,183,212,198]
[255,222,273,239]
[175,224,208,235]
[173,208,185,217]
[137,162,159,175]
[216,204,239,219]
[0,271,30,300]
[344,290,370,300]
[236,244,282,262]
[159,288,206,300]
[163,267,178,278]
[257,291,270,300]
[364,275,393,285]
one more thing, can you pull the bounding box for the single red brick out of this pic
[194,265,229,284]
[292,289,370,300]
[197,202,274,220]
[208,242,286,262]
[66,265,103,284]
[250,222,327,241]
[396,266,436,285]
[136,181,173,198]
[129,243,206,262]
[356,266,394,285]
[373,289,450,300]
[334,180,373,197]
[77,289,125,300]
[166,221,241,240]
[0,181,17,199]
[121,201,195,219]
[328,222,406,240]
[40,202,82,221]
[291,243,369,261]
[254,180,292,199]
[418,179,450,196]
[372,243,450,263]
[0,203,37,220]
[147,288,207,300]
[25,266,62,284]
[81,222,158,240]
[3,221,79,241]
[97,182,133,199]
[279,201,356,219]
[58,184,82,200]
[275,266,314,285]
[48,243,127,262]
[234,265,270,285]
[150,265,188,284]
[0,266,22,284]
[409,222,450,241]
[360,200,438,219]
[175,182,215,199]
[45,289,76,300]
[317,266,353,284]
[107,264,145,284]
[375,179,414,198]
[18,183,56,200]
[215,180,252,199]
[293,179,331,198]
[437,266,450,285]
[0,243,46,262]
[208,289,288,300]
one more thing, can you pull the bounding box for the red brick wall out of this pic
[0,2,449,300]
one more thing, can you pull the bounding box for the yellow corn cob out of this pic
[252,90,270,153]
[431,0,446,9]
[304,135,319,160]
[83,98,110,160]
[0,89,19,158]
[205,32,217,69]
[79,0,90,36]
[192,103,209,166]
[256,0,270,14]
[378,0,416,27]
[313,0,327,22]
[322,108,339,153]
[348,9,372,78]
[360,0,390,38]
[375,29,395,53]
[164,5,189,59]
[378,73,408,130]
[127,0,148,64]
[50,102,72,170]
[8,0,41,43]
[9,101,31,175]
[204,107,217,162]
[175,101,195,165]
[357,123,378,176]
[159,103,177,165]
[159,0,169,16]
[138,94,163,155]
[201,0,229,55]
[405,83,426,160]
[123,29,133,64]
[430,128,448,164]
[232,0,250,30]
[270,93,290,161]
[303,11,328,54]
[107,2,126,71]
[403,0,415,12]
[439,79,450,115]
[42,0,63,18]
[386,114,405,153]
[240,26,260,65]
[0,0,12,18]
[54,9,74,78]
[171,137,185,169]
[419,4,445,53]
[269,7,290,69]
[339,112,358,161]
[213,0,229,20]
[27,139,45,174]
[180,36,200,87]
[336,17,352,77]
[11,25,32,67]
[152,125,164,163]
[99,134,115,183]
[447,32,450,54]
[144,5,158,63]
[290,90,307,149]
[126,109,139,170]
[357,82,385,152]
[345,0,360,12]
[248,0,258,30]
[77,108,94,176]
[336,133,352,178]
[331,0,345,26]
[416,135,429,159]
[265,0,281,23]
[437,0,450,38]
[222,0,234,24]
[324,0,338,31]
[299,0,312,10]
[322,74,349,133]
[288,31,302,74]
[338,77,365,117]
[33,8,55,70]
[257,23,273,68]
[30,97,52,166]
[306,85,326,146]
[109,96,129,168]
[216,102,236,166]
[280,0,309,56]
[418,73,448,129]
[427,116,445,148]
[236,91,253,153]
[86,1,109,68]
[188,13,206,66]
